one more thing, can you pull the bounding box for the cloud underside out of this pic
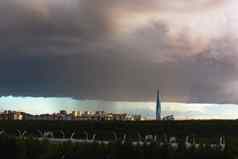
[0,0,238,104]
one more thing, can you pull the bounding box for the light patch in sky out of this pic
[0,96,238,120]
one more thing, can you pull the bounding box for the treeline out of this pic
[0,136,235,159]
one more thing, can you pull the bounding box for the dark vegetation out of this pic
[0,120,238,158]
[1,120,238,137]
[0,136,235,159]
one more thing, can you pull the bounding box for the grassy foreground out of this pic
[1,120,238,137]
[0,120,238,158]
[0,136,235,159]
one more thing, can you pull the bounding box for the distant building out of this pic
[111,113,128,121]
[131,115,142,121]
[71,111,83,120]
[13,112,23,120]
[60,110,67,115]
[156,89,161,120]
[0,111,8,120]
[23,113,35,120]
[0,110,143,121]
[0,111,23,120]
[162,115,175,121]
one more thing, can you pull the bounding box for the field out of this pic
[0,120,238,158]
[1,120,238,137]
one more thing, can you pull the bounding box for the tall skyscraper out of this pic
[156,89,161,120]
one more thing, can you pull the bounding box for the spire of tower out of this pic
[156,89,161,120]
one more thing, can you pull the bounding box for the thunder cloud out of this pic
[0,0,238,104]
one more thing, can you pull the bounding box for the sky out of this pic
[0,0,238,119]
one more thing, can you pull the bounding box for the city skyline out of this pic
[0,96,238,120]
[0,109,143,121]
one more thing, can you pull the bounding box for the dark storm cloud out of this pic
[0,0,237,104]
